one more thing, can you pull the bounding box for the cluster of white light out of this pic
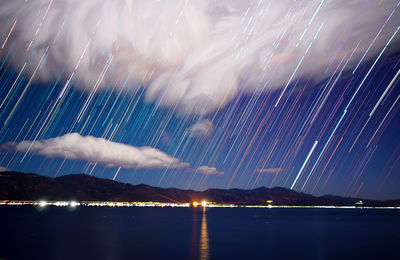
[19,200,81,208]
[37,201,80,208]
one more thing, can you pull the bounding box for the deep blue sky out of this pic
[0,0,399,200]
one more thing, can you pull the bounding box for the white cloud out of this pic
[0,166,10,172]
[0,133,189,169]
[195,166,224,176]
[0,0,398,114]
[189,119,214,138]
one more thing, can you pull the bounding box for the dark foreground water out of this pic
[0,206,399,260]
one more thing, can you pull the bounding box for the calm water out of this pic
[0,206,399,259]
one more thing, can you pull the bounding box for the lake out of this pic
[0,206,399,259]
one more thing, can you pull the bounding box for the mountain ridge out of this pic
[0,171,399,206]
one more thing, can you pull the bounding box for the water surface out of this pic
[0,206,399,259]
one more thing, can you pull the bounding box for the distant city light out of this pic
[70,201,79,207]
[0,200,398,210]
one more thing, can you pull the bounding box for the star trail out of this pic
[0,0,399,200]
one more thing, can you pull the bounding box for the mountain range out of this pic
[1,171,399,207]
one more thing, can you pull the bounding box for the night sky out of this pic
[0,0,399,200]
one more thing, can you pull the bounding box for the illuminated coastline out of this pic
[0,200,399,210]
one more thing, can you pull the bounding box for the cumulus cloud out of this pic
[256,168,282,174]
[189,119,214,138]
[0,0,399,114]
[0,166,10,172]
[0,133,189,169]
[194,166,224,176]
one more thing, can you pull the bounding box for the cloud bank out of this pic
[0,133,189,169]
[195,166,224,176]
[189,119,214,138]
[0,0,399,114]
[0,166,10,172]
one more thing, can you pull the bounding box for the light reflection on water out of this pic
[190,207,210,260]
[200,208,209,260]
